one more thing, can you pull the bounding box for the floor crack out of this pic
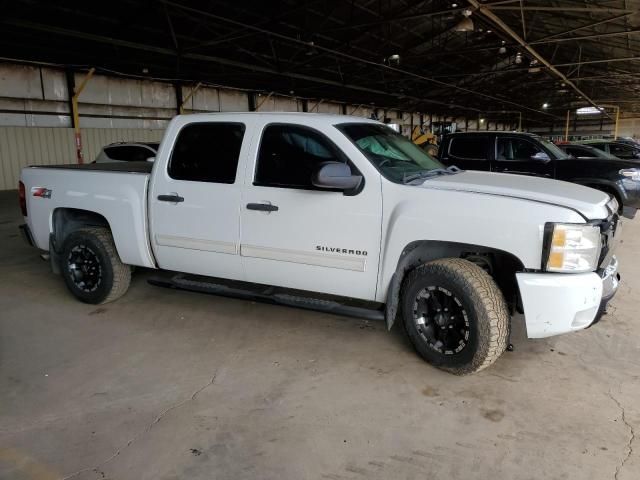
[61,371,219,480]
[608,389,636,480]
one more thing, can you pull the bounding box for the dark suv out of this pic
[438,132,640,218]
[576,140,640,160]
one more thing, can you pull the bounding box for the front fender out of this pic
[376,185,584,305]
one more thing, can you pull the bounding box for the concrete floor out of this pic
[0,189,638,480]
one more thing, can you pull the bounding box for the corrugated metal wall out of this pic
[0,127,164,190]
[0,62,522,190]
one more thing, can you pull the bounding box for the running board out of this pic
[148,274,385,322]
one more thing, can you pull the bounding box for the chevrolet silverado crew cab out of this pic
[19,113,621,374]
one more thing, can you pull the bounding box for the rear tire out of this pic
[401,258,509,375]
[60,227,131,304]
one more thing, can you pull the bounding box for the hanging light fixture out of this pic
[454,9,474,32]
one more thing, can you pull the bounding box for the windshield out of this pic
[539,138,570,159]
[337,123,446,183]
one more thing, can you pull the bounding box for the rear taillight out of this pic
[18,181,27,216]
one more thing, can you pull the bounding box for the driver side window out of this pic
[254,124,349,189]
[496,138,542,161]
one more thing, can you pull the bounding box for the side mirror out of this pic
[312,162,362,192]
[146,156,156,163]
[531,151,551,162]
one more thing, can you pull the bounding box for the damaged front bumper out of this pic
[516,255,620,339]
[590,256,620,326]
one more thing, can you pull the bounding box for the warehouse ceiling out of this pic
[1,0,639,125]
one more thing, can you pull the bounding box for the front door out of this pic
[493,136,554,177]
[149,121,248,280]
[239,123,382,301]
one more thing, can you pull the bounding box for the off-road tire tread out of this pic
[401,258,509,375]
[64,227,131,304]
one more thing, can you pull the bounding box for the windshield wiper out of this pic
[402,165,462,184]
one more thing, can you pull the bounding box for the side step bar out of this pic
[148,274,385,322]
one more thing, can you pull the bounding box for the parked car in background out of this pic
[558,143,619,161]
[575,140,640,160]
[94,142,159,163]
[438,132,640,218]
[614,137,640,149]
[19,113,620,374]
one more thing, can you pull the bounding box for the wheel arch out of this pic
[49,208,114,274]
[384,240,525,330]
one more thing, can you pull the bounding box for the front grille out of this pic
[598,209,619,269]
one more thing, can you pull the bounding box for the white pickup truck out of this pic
[19,113,620,374]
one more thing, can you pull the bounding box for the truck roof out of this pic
[445,131,539,137]
[175,112,381,125]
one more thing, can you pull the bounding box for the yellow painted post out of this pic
[72,68,95,164]
[565,109,570,141]
[180,82,202,114]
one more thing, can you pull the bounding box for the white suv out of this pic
[94,142,159,163]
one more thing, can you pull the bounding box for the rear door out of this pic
[440,135,491,171]
[149,121,248,280]
[239,122,382,300]
[494,136,554,177]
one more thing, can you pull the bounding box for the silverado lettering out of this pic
[316,245,368,256]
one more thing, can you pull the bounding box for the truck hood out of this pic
[418,170,610,219]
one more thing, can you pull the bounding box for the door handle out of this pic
[246,202,278,212]
[158,194,184,203]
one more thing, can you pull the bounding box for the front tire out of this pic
[60,227,131,304]
[401,258,509,375]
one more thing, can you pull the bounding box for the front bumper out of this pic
[516,255,619,338]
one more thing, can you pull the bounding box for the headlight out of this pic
[544,223,601,273]
[619,168,640,180]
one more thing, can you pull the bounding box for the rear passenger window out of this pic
[255,124,348,189]
[169,123,245,183]
[448,137,488,160]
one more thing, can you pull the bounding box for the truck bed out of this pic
[28,161,153,174]
[21,162,156,268]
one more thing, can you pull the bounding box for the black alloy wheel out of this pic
[412,286,470,355]
[67,244,102,293]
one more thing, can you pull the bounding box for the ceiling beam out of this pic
[531,29,640,45]
[468,0,611,117]
[157,1,560,118]
[0,18,480,113]
[486,6,634,14]
[533,13,632,42]
[320,7,465,32]
[555,56,640,67]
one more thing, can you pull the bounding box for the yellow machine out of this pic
[411,125,439,156]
